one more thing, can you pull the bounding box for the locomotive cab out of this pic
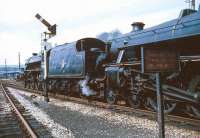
[76,38,108,77]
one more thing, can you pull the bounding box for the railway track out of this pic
[4,80,200,128]
[0,83,51,138]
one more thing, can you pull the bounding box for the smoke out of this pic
[79,76,96,96]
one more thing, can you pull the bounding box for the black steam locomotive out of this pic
[24,8,200,118]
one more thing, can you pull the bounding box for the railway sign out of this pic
[141,47,179,73]
[141,46,179,138]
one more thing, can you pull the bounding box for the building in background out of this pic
[0,65,24,79]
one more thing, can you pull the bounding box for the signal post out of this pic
[35,13,56,102]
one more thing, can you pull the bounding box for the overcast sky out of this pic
[0,0,200,65]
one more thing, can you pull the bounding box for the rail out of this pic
[0,84,38,138]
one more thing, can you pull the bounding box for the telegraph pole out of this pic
[18,52,21,70]
[185,0,195,10]
[5,59,7,79]
[192,0,195,10]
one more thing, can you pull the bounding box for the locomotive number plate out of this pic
[141,47,179,73]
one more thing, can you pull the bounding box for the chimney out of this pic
[32,53,38,56]
[131,22,145,32]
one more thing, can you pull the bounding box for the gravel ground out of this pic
[8,87,200,138]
